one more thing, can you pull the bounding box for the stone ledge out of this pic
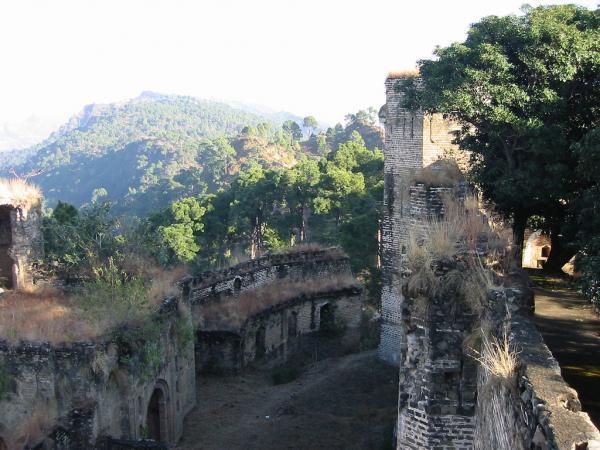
[511,315,600,450]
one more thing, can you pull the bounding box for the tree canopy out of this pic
[405,5,599,268]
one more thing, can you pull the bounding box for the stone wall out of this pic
[378,74,461,366]
[239,287,362,367]
[474,286,600,450]
[195,287,362,374]
[185,248,351,306]
[395,193,478,450]
[0,297,195,449]
[380,73,600,449]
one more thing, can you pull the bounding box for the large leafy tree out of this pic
[572,128,600,304]
[407,5,599,267]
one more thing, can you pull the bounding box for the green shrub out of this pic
[80,257,152,330]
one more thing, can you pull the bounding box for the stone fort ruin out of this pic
[379,73,600,449]
[0,179,43,290]
[0,227,362,449]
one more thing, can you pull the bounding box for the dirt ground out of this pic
[174,351,398,450]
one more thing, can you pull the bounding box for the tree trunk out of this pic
[299,206,306,243]
[376,219,382,269]
[513,210,527,267]
[544,224,573,273]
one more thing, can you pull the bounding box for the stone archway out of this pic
[319,303,335,332]
[146,381,170,443]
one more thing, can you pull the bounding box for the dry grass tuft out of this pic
[200,275,359,330]
[0,178,42,208]
[471,329,519,380]
[405,232,436,296]
[0,287,100,344]
[414,160,464,187]
[463,255,498,313]
[388,69,420,78]
[428,216,463,260]
[404,194,505,306]
[272,243,347,258]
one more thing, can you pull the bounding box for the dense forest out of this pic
[37,100,385,301]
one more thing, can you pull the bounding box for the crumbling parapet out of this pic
[378,73,462,366]
[185,247,351,306]
[474,283,600,450]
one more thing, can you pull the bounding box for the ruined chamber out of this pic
[0,180,43,290]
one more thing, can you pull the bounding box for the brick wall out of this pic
[378,75,461,366]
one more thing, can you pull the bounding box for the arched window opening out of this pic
[233,277,242,292]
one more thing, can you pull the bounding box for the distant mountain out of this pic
[3,93,301,214]
[223,100,306,127]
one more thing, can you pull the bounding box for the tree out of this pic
[303,116,319,137]
[158,197,206,262]
[282,120,303,143]
[230,164,281,259]
[572,128,600,304]
[282,158,321,242]
[43,201,122,277]
[407,5,599,266]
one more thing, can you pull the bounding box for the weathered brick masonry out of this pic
[188,250,362,373]
[379,74,600,449]
[378,74,460,366]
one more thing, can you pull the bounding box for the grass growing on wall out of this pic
[201,275,360,330]
[0,262,185,344]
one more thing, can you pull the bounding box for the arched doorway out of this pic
[0,436,6,450]
[255,327,266,359]
[0,206,14,289]
[320,303,335,333]
[146,383,169,442]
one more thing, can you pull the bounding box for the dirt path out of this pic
[175,351,397,450]
[534,286,600,426]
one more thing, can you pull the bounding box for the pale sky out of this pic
[0,0,597,128]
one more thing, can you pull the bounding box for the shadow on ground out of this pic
[175,351,398,450]
[534,285,600,427]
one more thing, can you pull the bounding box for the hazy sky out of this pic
[0,0,597,127]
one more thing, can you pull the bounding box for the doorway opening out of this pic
[146,385,168,442]
[255,326,266,359]
[0,206,13,289]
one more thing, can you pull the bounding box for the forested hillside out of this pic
[4,94,383,220]
[3,93,302,213]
